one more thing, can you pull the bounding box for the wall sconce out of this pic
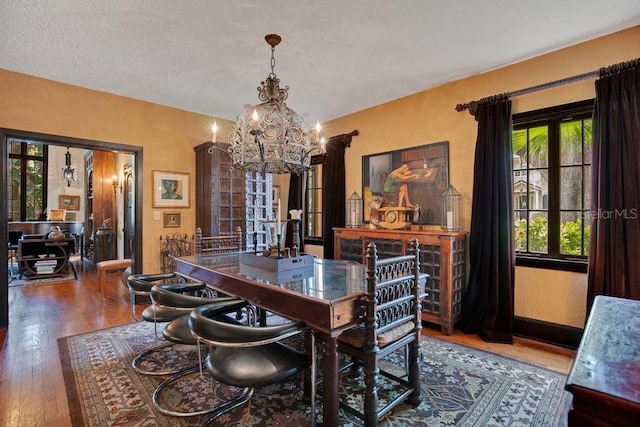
[441,185,463,232]
[111,174,123,194]
[62,148,75,187]
[346,191,363,228]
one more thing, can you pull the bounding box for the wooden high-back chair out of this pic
[195,226,243,255]
[338,238,423,425]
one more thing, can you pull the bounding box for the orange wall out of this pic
[1,26,639,327]
[324,26,640,328]
[0,69,233,273]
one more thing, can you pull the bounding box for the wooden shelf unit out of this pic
[84,150,116,263]
[194,142,247,237]
[333,227,467,335]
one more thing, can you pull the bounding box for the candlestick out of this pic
[254,206,259,233]
[254,233,258,254]
[275,234,282,258]
[277,198,281,235]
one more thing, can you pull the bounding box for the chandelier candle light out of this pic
[229,34,324,174]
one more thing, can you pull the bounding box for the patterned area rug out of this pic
[58,321,571,426]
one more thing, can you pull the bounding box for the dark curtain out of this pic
[285,172,306,251]
[587,61,640,310]
[323,130,358,259]
[459,96,514,344]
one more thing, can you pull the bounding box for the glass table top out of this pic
[178,253,366,302]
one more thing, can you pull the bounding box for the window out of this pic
[7,138,48,221]
[512,100,593,272]
[304,162,323,243]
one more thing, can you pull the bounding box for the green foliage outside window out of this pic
[515,216,590,255]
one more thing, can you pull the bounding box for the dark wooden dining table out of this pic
[174,253,368,426]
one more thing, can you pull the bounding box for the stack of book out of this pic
[34,259,58,275]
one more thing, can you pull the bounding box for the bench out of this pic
[97,259,132,297]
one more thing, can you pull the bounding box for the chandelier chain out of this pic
[270,46,276,78]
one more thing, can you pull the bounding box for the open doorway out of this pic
[1,128,143,328]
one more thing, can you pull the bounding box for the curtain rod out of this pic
[455,57,640,113]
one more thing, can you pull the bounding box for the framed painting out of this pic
[153,171,190,208]
[163,211,181,228]
[362,141,449,225]
[59,195,80,210]
[47,209,66,221]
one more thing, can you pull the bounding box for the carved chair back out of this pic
[195,226,243,255]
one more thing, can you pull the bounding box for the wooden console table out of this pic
[17,238,75,280]
[565,295,640,426]
[334,227,467,334]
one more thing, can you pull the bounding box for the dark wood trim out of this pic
[513,316,583,349]
[515,255,588,273]
[1,128,144,328]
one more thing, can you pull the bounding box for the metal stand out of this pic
[288,219,301,250]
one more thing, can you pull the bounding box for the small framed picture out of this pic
[163,211,181,228]
[64,212,77,221]
[48,209,66,221]
[153,170,190,208]
[59,195,81,211]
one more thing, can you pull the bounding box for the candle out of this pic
[277,198,281,235]
[254,206,258,233]
[289,209,302,220]
[211,122,218,142]
[446,211,454,230]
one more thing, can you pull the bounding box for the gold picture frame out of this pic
[163,211,181,228]
[153,170,190,208]
[59,195,80,210]
[47,209,66,221]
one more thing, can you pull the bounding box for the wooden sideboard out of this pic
[565,295,640,426]
[333,227,467,335]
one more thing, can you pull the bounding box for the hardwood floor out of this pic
[0,257,576,426]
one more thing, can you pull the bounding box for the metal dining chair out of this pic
[189,302,317,426]
[132,281,242,377]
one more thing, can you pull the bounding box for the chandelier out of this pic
[229,34,323,174]
[62,147,75,186]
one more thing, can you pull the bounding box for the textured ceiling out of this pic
[1,1,639,122]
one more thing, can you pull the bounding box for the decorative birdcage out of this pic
[347,192,363,228]
[441,185,462,232]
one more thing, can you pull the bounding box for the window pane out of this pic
[512,129,528,170]
[27,142,44,156]
[583,119,592,163]
[514,218,527,251]
[583,165,591,208]
[9,139,22,155]
[305,164,323,238]
[560,211,587,256]
[560,120,584,166]
[25,159,45,220]
[560,165,583,210]
[528,211,548,253]
[8,158,21,221]
[531,169,548,210]
[528,126,548,168]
